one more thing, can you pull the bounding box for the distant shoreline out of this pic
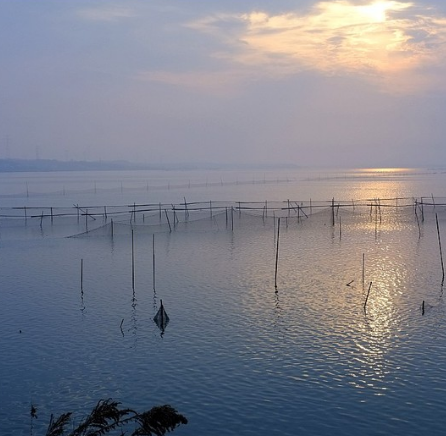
[0,159,300,173]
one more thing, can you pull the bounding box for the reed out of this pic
[44,398,187,436]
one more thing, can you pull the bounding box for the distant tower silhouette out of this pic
[4,135,10,158]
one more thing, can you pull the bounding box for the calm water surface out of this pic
[1,167,446,435]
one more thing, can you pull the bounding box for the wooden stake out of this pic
[81,258,84,291]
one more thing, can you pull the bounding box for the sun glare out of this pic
[358,1,391,23]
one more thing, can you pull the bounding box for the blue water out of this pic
[1,167,446,435]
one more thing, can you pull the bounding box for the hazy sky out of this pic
[1,0,446,167]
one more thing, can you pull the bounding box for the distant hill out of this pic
[0,159,153,172]
[0,159,300,172]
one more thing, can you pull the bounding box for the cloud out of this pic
[185,1,446,94]
[77,6,136,22]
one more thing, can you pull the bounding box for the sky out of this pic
[1,0,446,168]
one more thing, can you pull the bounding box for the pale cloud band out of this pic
[77,6,136,22]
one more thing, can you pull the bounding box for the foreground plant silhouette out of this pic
[44,398,187,436]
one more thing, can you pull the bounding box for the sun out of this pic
[358,1,393,23]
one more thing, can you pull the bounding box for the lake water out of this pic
[2,167,446,435]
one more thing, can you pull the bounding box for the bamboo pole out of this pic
[81,258,84,291]
[131,229,135,290]
[364,281,373,314]
[164,210,172,232]
[362,253,365,289]
[274,218,281,290]
[331,198,335,226]
[436,213,445,286]
[153,234,156,291]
